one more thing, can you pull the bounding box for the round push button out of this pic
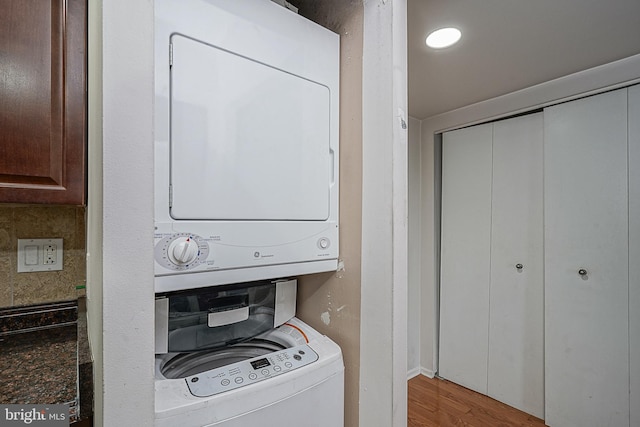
[317,238,330,249]
[234,377,244,384]
[249,373,257,380]
[221,379,230,386]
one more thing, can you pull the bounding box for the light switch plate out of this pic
[17,238,64,272]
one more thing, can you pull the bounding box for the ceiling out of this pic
[408,0,640,120]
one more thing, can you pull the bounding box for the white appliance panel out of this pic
[170,34,331,221]
[205,374,343,427]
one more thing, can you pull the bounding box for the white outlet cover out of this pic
[17,238,64,273]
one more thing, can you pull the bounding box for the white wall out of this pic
[417,53,640,376]
[418,121,437,378]
[359,0,408,426]
[390,1,408,424]
[407,116,421,378]
[86,0,103,422]
[294,5,364,427]
[87,1,156,425]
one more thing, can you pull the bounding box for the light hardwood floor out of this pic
[408,375,547,427]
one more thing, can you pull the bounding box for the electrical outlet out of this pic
[17,238,64,272]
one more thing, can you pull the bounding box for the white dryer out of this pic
[154,281,344,427]
[154,0,340,292]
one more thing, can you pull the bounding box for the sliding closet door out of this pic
[439,124,493,394]
[487,113,544,418]
[629,84,640,427]
[544,89,629,427]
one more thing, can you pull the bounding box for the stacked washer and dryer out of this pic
[153,0,343,426]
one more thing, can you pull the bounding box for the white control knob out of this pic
[168,237,199,265]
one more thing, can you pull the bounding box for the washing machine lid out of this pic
[163,282,278,352]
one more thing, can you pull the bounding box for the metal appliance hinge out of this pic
[169,185,173,208]
[169,43,173,67]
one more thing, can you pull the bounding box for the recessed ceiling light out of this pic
[426,27,461,49]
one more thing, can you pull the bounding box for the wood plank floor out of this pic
[408,375,547,427]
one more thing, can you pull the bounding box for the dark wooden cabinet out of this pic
[0,0,87,205]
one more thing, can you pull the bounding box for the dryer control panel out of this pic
[185,344,319,397]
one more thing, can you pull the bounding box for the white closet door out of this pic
[439,124,493,394]
[629,84,640,427]
[544,89,629,427]
[487,113,544,418]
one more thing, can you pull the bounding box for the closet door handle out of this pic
[578,268,588,276]
[515,263,523,270]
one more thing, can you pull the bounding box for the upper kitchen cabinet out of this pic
[0,0,87,205]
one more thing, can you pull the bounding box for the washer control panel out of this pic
[185,344,319,397]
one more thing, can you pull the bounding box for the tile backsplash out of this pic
[0,205,86,308]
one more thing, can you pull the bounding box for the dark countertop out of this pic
[76,297,93,421]
[0,301,77,334]
[0,300,92,422]
[0,325,77,405]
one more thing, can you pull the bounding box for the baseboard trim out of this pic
[420,367,436,378]
[407,367,421,380]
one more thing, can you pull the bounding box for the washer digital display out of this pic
[250,358,271,370]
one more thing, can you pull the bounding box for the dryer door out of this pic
[169,34,332,221]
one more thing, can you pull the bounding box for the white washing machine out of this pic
[154,282,344,427]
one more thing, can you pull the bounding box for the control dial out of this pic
[168,237,199,265]
[154,233,210,271]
